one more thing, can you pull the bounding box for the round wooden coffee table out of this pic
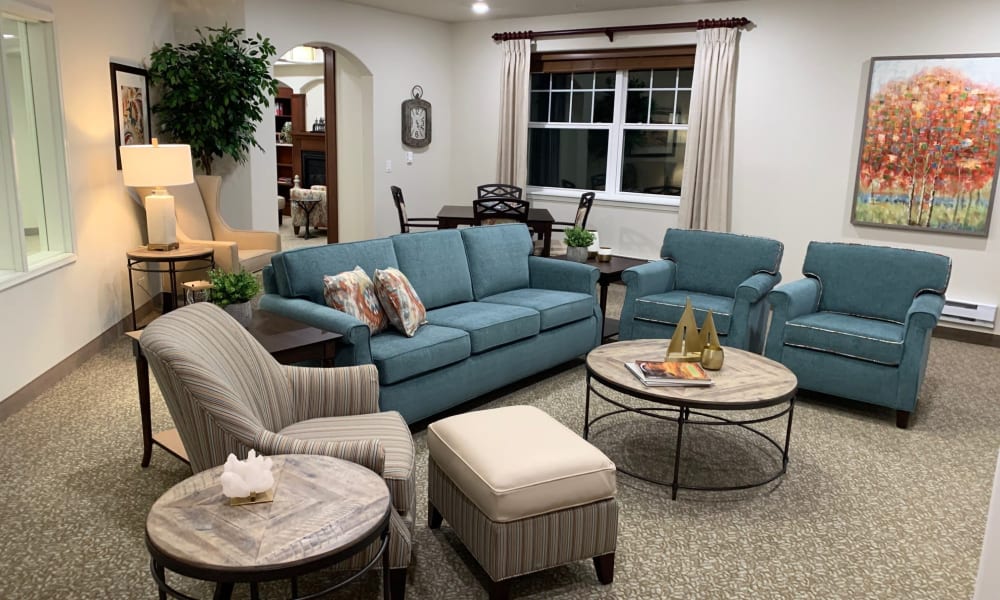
[585,339,798,499]
[145,454,392,599]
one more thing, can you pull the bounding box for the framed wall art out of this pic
[110,61,152,170]
[851,53,1000,237]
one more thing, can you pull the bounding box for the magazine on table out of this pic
[625,360,713,387]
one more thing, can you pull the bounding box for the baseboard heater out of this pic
[940,298,997,328]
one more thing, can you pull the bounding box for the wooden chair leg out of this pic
[389,568,407,600]
[293,225,300,235]
[896,410,911,429]
[593,552,615,584]
[428,500,443,529]
[488,578,510,600]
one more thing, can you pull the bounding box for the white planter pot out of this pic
[223,301,253,328]
[566,246,589,263]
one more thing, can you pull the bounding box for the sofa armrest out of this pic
[253,431,385,476]
[621,260,675,297]
[763,277,821,360]
[282,364,380,424]
[905,293,945,332]
[736,272,782,304]
[528,256,599,296]
[258,296,373,364]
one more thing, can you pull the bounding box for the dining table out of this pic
[436,205,555,256]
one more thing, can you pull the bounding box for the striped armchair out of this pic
[140,303,414,598]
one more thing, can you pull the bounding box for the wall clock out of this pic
[401,85,431,148]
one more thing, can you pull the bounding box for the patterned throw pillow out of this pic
[322,266,387,333]
[374,267,427,337]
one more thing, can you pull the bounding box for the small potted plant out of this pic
[207,268,260,327]
[564,227,595,263]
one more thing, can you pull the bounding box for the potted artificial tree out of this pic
[148,26,279,175]
[207,268,260,327]
[564,227,595,263]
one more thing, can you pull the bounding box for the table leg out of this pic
[249,582,260,600]
[381,528,391,600]
[164,263,177,313]
[134,340,154,468]
[598,282,610,322]
[782,398,796,469]
[128,261,138,330]
[671,407,688,500]
[291,577,299,598]
[540,225,552,257]
[584,374,593,440]
[213,582,234,600]
[152,560,166,600]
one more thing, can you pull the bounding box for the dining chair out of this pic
[473,198,530,225]
[536,191,595,256]
[477,183,523,201]
[391,185,439,233]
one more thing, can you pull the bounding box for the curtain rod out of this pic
[492,17,751,43]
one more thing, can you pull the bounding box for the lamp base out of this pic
[147,242,180,251]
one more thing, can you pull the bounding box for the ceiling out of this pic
[340,0,722,23]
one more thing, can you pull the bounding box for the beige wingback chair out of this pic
[140,302,415,598]
[143,175,280,272]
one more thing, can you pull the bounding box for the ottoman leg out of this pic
[428,500,443,529]
[593,552,615,584]
[488,578,510,600]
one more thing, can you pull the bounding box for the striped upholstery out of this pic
[429,458,618,582]
[140,303,415,571]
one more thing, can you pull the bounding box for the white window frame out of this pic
[527,69,689,209]
[0,1,76,292]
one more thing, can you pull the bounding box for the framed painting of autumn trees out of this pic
[852,54,1000,236]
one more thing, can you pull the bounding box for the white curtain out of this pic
[495,38,531,189]
[678,27,741,231]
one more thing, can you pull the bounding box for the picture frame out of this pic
[851,53,1000,237]
[110,62,152,170]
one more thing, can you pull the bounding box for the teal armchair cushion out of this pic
[765,241,951,427]
[620,229,782,352]
[391,229,473,310]
[461,223,532,299]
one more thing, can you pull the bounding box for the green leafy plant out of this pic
[207,268,260,307]
[564,227,596,248]
[148,26,279,175]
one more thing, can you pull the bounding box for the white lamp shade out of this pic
[121,143,194,188]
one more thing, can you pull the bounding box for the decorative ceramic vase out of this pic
[700,346,725,371]
[566,246,589,263]
[224,301,253,328]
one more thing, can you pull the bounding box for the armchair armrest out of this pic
[282,363,380,423]
[767,277,821,320]
[178,237,239,273]
[258,296,374,365]
[528,256,599,296]
[219,228,281,252]
[621,260,675,297]
[253,431,385,476]
[736,272,782,304]
[905,293,946,332]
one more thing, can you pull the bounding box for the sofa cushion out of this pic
[427,405,616,522]
[783,311,904,366]
[271,238,398,303]
[479,288,593,331]
[632,290,734,335]
[426,302,539,354]
[374,267,427,337]
[323,266,388,333]
[460,223,532,299]
[370,325,471,385]
[391,229,474,309]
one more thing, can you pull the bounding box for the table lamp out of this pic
[121,138,194,251]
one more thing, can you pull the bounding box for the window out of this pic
[0,4,74,289]
[527,46,695,205]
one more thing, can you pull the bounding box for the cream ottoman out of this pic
[427,405,618,599]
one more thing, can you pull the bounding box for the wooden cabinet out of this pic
[276,86,305,214]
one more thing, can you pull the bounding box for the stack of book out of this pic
[625,360,713,387]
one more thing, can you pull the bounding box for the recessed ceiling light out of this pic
[2,34,15,39]
[472,1,490,15]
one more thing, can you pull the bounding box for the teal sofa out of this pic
[618,229,783,352]
[260,224,602,424]
[764,242,951,428]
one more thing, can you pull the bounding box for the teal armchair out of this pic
[764,242,951,428]
[619,229,783,352]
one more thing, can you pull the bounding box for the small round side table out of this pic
[146,454,392,600]
[126,246,214,329]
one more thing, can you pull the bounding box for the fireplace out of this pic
[302,151,326,188]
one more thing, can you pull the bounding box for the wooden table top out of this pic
[436,204,554,223]
[552,254,647,278]
[587,339,797,410]
[146,455,390,572]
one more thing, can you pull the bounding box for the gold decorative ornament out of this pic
[666,298,704,362]
[699,310,725,370]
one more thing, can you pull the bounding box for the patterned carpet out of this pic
[0,285,997,599]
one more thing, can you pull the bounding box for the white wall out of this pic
[0,0,174,403]
[336,50,374,242]
[451,0,1000,333]
[242,0,453,240]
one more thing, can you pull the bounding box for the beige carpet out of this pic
[0,285,997,599]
